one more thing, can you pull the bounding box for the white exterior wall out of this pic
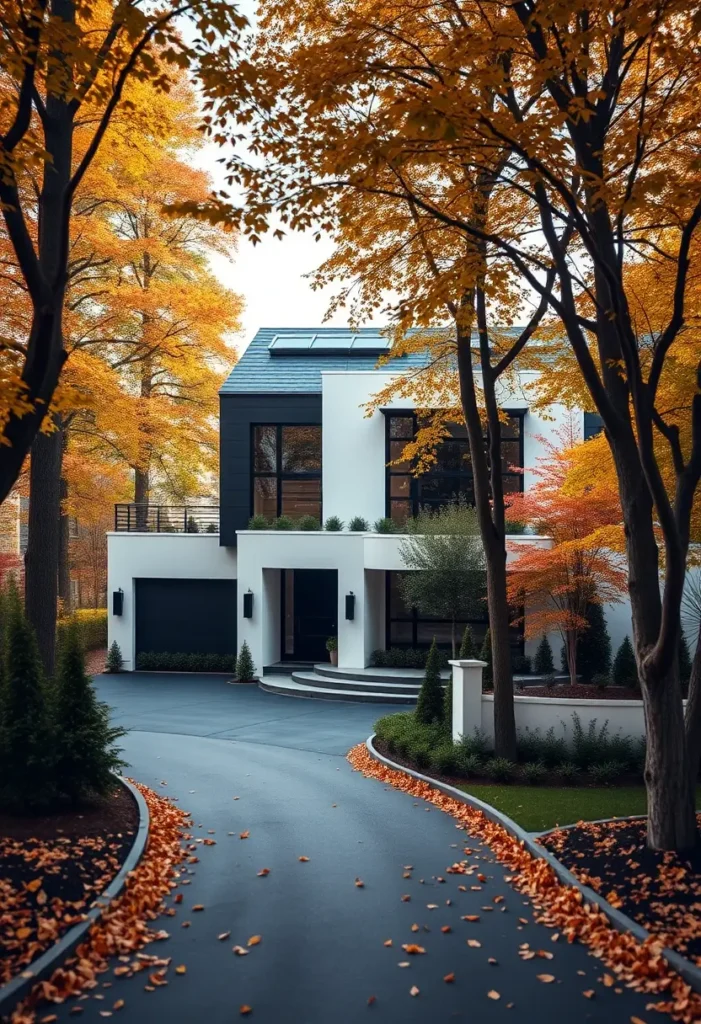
[107,533,237,671]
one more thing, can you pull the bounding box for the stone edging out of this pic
[365,735,701,995]
[0,777,150,1017]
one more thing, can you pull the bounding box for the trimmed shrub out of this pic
[373,517,397,534]
[53,622,126,804]
[324,516,344,531]
[235,641,256,682]
[484,757,516,782]
[186,516,200,533]
[205,523,217,534]
[479,628,493,688]
[522,761,547,785]
[456,752,484,778]
[135,651,236,672]
[371,647,450,670]
[543,673,557,690]
[248,514,270,530]
[570,713,631,769]
[106,641,123,673]
[517,726,567,768]
[533,634,554,675]
[430,743,457,774]
[590,761,626,786]
[416,638,444,725]
[298,515,321,531]
[612,635,638,688]
[459,625,475,659]
[273,515,294,530]
[57,609,107,653]
[0,603,56,811]
[512,654,532,675]
[555,762,581,785]
[592,672,610,691]
[348,516,369,531]
[455,728,490,758]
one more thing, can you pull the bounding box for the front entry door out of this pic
[285,569,337,662]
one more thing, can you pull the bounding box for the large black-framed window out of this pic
[385,411,524,525]
[251,424,322,521]
[385,570,524,655]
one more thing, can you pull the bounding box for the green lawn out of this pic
[457,783,701,833]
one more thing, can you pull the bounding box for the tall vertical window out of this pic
[252,425,322,521]
[386,412,524,524]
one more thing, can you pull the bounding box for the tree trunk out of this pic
[485,549,517,757]
[26,426,63,674]
[58,472,71,614]
[643,665,697,850]
[684,620,701,797]
[565,629,577,686]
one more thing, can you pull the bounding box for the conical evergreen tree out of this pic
[534,634,555,675]
[106,641,123,673]
[236,640,256,682]
[612,635,638,688]
[416,638,444,725]
[0,602,56,811]
[459,625,475,659]
[479,628,493,688]
[54,622,126,804]
[576,602,612,681]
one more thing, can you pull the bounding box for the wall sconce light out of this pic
[345,592,355,621]
[243,590,254,618]
[112,588,124,616]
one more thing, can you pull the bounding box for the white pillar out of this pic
[449,659,487,744]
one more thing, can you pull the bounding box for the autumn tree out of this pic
[208,0,701,849]
[505,434,627,686]
[0,0,245,672]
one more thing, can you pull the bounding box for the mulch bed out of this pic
[0,784,139,986]
[510,683,642,700]
[541,816,701,965]
[85,647,107,677]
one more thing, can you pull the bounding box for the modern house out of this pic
[107,327,631,694]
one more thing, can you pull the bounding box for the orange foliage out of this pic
[505,430,627,683]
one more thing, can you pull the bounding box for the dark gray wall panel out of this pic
[219,393,322,546]
[135,579,237,655]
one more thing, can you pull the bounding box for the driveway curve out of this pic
[43,674,656,1023]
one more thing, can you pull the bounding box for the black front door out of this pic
[283,569,337,662]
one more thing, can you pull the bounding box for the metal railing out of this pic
[114,504,220,533]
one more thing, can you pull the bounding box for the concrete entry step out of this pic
[291,671,421,695]
[313,663,450,686]
[258,675,418,704]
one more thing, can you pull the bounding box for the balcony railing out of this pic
[114,504,219,533]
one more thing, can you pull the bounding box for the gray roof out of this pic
[220,327,434,394]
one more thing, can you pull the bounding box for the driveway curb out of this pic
[365,735,701,995]
[0,777,150,1017]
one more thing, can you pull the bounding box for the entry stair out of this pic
[259,663,450,704]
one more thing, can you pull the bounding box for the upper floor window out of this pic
[386,412,523,524]
[252,425,322,521]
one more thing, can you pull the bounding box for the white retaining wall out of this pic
[481,693,647,747]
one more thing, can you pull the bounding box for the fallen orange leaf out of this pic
[233,946,249,956]
[247,935,262,947]
[16,927,32,940]
[218,931,231,941]
[367,995,376,1005]
[583,990,595,999]
[461,915,480,922]
[467,939,481,948]
[192,905,204,912]
[487,990,500,1000]
[298,856,310,862]
[383,940,392,947]
[410,985,420,997]
[113,1000,125,1010]
[441,926,451,934]
[401,944,425,955]
[174,894,183,905]
[240,1006,252,1016]
[410,924,419,932]
[26,878,43,893]
[443,973,455,983]
[239,831,250,839]
[257,868,270,877]
[536,974,555,984]
[355,878,364,887]
[175,966,187,975]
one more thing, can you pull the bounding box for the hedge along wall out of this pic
[57,608,107,652]
[477,693,687,748]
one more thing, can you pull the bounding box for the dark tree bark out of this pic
[58,470,71,614]
[684,621,701,796]
[26,426,63,674]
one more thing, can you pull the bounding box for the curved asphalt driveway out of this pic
[46,674,655,1023]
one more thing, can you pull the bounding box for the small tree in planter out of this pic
[54,623,126,804]
[416,638,444,726]
[106,641,123,673]
[236,641,256,682]
[326,636,338,666]
[534,634,554,675]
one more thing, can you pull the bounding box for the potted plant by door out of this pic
[326,636,338,666]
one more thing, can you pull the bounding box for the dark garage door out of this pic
[135,579,237,656]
